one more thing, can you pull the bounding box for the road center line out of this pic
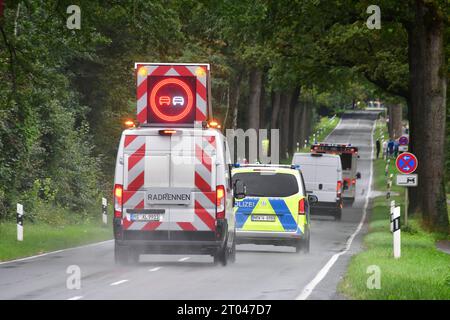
[178,257,190,262]
[110,279,129,286]
[149,267,161,272]
[296,118,375,300]
[67,295,83,300]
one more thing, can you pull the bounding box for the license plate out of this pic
[251,215,276,222]
[130,213,161,221]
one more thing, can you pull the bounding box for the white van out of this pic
[113,126,236,265]
[292,153,343,220]
[112,63,236,265]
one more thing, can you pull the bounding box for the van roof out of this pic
[122,126,222,137]
[232,166,300,176]
[293,152,340,159]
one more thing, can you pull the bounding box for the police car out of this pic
[113,63,236,266]
[232,164,317,253]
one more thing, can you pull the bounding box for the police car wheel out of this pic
[302,228,311,253]
[296,228,310,253]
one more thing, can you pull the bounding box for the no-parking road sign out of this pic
[396,152,418,174]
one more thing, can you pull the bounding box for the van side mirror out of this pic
[234,179,246,200]
[356,172,361,179]
[308,194,318,205]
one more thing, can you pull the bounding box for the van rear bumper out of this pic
[116,239,223,255]
[311,201,340,214]
[114,220,229,255]
[236,230,304,245]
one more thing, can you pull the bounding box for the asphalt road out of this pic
[0,111,379,300]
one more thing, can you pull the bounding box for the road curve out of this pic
[0,111,379,300]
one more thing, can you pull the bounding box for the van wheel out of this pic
[115,243,130,265]
[214,247,228,266]
[335,208,342,221]
[131,249,140,265]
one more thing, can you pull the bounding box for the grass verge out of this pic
[339,120,450,299]
[0,214,112,262]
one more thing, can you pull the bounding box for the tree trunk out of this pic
[259,73,267,129]
[271,91,281,129]
[288,86,301,155]
[228,71,242,130]
[298,100,309,147]
[388,104,402,139]
[408,0,448,232]
[280,91,293,160]
[247,69,263,130]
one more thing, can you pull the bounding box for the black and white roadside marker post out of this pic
[17,203,23,241]
[389,200,395,232]
[102,197,107,225]
[392,206,401,258]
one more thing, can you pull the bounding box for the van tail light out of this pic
[337,180,342,197]
[216,185,225,219]
[352,178,356,185]
[114,184,123,218]
[298,198,305,215]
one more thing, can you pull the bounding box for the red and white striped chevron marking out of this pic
[190,135,216,232]
[136,65,208,124]
[122,135,162,231]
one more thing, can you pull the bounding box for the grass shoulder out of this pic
[339,121,450,299]
[0,204,112,262]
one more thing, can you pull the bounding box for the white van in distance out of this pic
[292,153,343,220]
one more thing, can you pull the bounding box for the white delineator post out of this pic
[102,197,107,225]
[392,206,401,258]
[17,203,23,241]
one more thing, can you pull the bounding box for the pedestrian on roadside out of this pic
[387,139,394,158]
[394,140,399,158]
[376,139,381,159]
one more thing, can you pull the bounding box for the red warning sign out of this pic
[135,63,210,125]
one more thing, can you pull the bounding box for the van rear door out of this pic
[314,158,339,203]
[122,131,217,234]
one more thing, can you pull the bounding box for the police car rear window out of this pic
[233,172,299,197]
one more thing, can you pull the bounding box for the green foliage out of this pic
[0,1,447,228]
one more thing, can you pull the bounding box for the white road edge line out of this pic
[149,267,162,272]
[296,118,375,300]
[67,296,83,300]
[110,279,129,286]
[0,240,114,266]
[178,257,190,262]
[323,118,342,141]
